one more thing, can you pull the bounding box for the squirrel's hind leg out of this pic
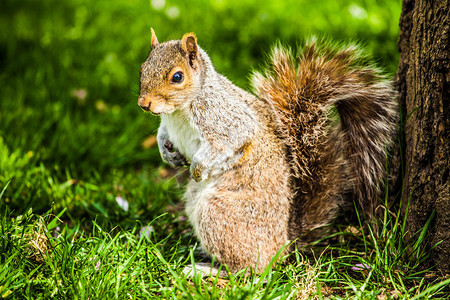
[185,183,290,274]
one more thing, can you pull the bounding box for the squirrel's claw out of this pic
[165,151,189,168]
[160,140,188,168]
[190,161,208,182]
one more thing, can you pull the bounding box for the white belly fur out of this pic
[161,110,215,245]
[160,110,201,162]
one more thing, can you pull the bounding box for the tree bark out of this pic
[396,0,449,273]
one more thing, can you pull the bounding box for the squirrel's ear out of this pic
[182,33,197,53]
[182,33,199,69]
[150,28,159,49]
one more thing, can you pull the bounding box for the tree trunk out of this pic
[396,0,449,273]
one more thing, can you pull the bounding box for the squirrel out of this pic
[138,29,398,274]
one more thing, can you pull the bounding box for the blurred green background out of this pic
[0,0,401,225]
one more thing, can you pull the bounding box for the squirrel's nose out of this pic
[138,95,151,111]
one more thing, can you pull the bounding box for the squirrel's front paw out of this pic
[190,161,208,182]
[161,140,188,168]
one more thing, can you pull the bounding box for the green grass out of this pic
[1,197,449,298]
[1,0,449,298]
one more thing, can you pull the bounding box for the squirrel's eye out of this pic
[171,71,184,83]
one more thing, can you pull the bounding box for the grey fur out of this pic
[139,34,398,274]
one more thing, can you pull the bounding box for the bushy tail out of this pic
[252,39,397,214]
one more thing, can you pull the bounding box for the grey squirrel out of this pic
[138,29,398,273]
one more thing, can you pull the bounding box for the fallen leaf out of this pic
[115,196,129,211]
[142,135,157,149]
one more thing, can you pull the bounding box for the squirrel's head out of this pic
[138,28,201,115]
